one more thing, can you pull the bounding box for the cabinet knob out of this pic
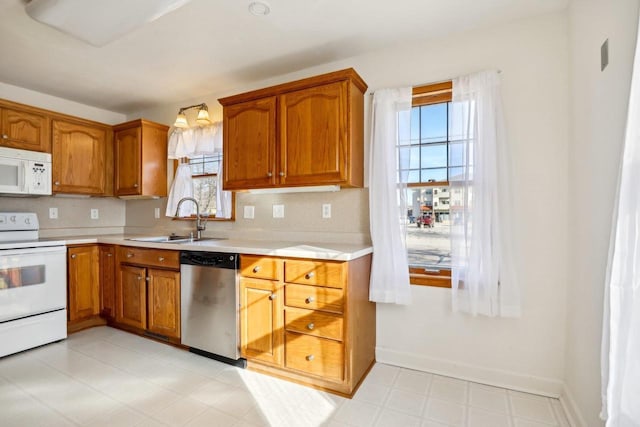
[266,172,273,177]
[70,254,76,259]
[1,134,7,139]
[305,296,315,304]
[307,323,315,330]
[269,293,277,300]
[127,253,133,258]
[252,266,261,273]
[146,277,150,282]
[137,276,142,281]
[54,181,60,186]
[306,355,315,361]
[133,183,139,188]
[305,272,315,280]
[158,257,165,262]
[279,171,285,177]
[107,253,113,257]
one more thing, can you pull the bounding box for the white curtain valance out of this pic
[168,122,222,159]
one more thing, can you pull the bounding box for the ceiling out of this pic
[0,0,568,114]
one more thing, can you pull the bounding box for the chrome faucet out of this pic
[175,197,206,240]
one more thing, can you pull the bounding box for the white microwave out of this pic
[0,146,52,196]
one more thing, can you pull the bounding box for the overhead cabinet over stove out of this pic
[218,68,367,191]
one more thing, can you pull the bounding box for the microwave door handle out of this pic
[22,163,27,192]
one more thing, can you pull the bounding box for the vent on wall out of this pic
[25,0,192,47]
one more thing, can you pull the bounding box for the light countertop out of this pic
[57,235,372,261]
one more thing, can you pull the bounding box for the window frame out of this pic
[171,157,235,221]
[408,81,453,288]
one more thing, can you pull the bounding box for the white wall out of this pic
[134,12,571,395]
[565,1,639,426]
[0,82,128,236]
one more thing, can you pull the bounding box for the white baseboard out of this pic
[559,385,589,427]
[376,346,564,397]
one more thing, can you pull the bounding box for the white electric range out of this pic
[0,212,67,358]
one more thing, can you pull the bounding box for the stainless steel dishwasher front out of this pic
[180,251,245,367]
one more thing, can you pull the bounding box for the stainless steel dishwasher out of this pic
[180,251,245,367]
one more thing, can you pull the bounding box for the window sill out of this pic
[409,267,451,288]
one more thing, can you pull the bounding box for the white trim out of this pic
[376,346,563,397]
[559,385,588,427]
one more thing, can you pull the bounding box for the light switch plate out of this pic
[273,204,285,218]
[322,203,331,219]
[90,208,99,220]
[244,205,255,219]
[49,207,58,219]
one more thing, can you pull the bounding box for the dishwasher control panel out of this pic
[180,251,237,269]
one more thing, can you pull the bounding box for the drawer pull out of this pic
[253,266,261,273]
[307,323,315,330]
[127,253,133,258]
[306,354,315,361]
[269,293,277,300]
[107,253,113,257]
[158,256,165,262]
[305,272,315,280]
[305,296,315,304]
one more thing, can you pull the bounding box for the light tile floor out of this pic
[0,327,571,427]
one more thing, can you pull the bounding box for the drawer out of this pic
[285,332,344,381]
[118,246,179,269]
[285,284,344,314]
[285,307,343,341]
[240,255,281,280]
[284,260,345,289]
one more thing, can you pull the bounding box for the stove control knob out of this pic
[9,215,16,223]
[25,217,31,225]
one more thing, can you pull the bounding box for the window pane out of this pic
[420,144,447,169]
[410,107,420,143]
[398,109,412,145]
[420,103,447,143]
[421,168,447,182]
[406,185,451,269]
[192,176,217,216]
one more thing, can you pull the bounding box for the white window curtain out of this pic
[368,87,412,304]
[449,70,520,317]
[165,121,232,218]
[600,17,640,425]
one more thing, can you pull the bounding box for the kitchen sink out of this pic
[125,236,226,244]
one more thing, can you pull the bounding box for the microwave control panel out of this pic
[27,160,51,195]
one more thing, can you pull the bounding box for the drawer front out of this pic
[118,246,179,269]
[285,332,344,381]
[240,255,281,280]
[285,284,344,314]
[285,307,343,341]
[284,260,345,289]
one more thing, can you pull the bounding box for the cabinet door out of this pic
[279,81,348,186]
[68,246,100,322]
[147,268,180,339]
[239,278,283,365]
[0,107,50,152]
[223,97,277,190]
[116,264,147,329]
[115,127,142,195]
[52,120,108,195]
[99,245,116,319]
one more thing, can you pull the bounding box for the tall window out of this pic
[187,153,221,216]
[400,82,453,287]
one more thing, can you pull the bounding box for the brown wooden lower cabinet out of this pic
[114,246,181,341]
[67,244,106,332]
[239,253,375,397]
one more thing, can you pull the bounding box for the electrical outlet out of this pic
[154,207,160,219]
[273,204,285,218]
[322,203,331,219]
[90,208,99,220]
[49,207,58,219]
[244,205,255,219]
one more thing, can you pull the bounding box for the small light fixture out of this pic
[173,103,211,128]
[248,1,270,16]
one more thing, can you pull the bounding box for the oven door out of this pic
[0,246,66,323]
[0,157,27,195]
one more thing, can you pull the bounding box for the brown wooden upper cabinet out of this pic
[113,119,169,197]
[0,101,51,152]
[52,119,112,195]
[218,68,367,191]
